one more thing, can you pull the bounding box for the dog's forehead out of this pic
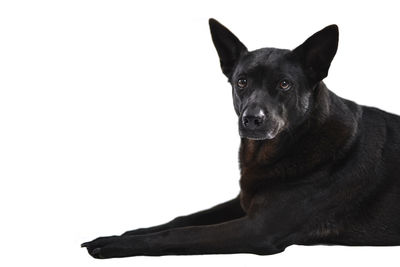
[235,48,291,76]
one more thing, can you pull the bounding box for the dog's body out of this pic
[82,19,400,258]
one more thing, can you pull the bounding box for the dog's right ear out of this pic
[209,18,247,78]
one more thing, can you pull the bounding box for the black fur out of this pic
[82,19,400,259]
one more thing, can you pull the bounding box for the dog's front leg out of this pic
[82,216,284,258]
[122,196,245,236]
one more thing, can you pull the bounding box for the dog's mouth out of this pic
[239,120,284,141]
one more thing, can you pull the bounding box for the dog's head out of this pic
[209,19,338,140]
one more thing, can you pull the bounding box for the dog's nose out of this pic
[242,113,265,130]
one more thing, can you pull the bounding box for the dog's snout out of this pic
[242,110,266,130]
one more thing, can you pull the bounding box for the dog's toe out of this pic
[90,248,104,259]
[82,235,127,259]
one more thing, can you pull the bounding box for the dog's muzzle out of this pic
[239,108,284,140]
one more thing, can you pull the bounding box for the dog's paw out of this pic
[81,235,122,259]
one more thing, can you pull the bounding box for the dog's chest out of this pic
[239,190,252,212]
[238,140,280,211]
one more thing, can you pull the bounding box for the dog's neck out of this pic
[238,82,361,206]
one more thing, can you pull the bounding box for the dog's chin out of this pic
[239,126,282,141]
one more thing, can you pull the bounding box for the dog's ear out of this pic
[209,18,247,77]
[292,25,339,83]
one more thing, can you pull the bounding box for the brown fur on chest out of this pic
[238,139,278,210]
[238,119,355,211]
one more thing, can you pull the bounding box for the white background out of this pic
[1,0,400,266]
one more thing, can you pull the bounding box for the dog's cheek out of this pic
[232,90,241,116]
[296,91,311,116]
[300,93,311,114]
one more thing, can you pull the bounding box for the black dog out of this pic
[82,19,400,258]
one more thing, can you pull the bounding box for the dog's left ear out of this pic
[292,25,339,83]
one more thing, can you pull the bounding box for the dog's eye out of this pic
[279,80,292,91]
[237,79,247,89]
